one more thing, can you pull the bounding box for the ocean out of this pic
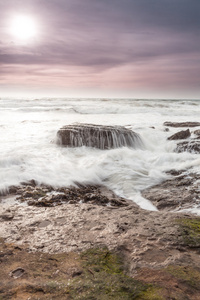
[0,98,200,214]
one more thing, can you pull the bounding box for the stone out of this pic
[4,182,129,208]
[168,129,190,140]
[57,123,143,150]
[10,267,25,279]
[142,172,200,211]
[176,140,200,154]
[194,129,200,136]
[164,122,200,127]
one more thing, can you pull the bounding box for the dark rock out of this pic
[168,129,190,140]
[8,186,18,194]
[57,123,143,150]
[176,140,200,154]
[164,122,200,127]
[166,170,186,176]
[8,182,129,208]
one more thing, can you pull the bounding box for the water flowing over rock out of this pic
[176,140,200,154]
[57,123,144,150]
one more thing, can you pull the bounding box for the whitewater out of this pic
[0,98,200,213]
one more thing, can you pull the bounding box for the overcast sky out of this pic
[0,0,200,99]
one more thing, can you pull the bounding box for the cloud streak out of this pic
[0,0,200,98]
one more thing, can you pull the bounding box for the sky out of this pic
[0,0,200,99]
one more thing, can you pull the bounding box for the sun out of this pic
[10,15,38,41]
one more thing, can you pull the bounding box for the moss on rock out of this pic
[67,247,150,299]
[165,265,200,290]
[176,217,200,248]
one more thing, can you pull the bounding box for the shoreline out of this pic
[1,184,200,299]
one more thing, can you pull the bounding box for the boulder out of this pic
[168,129,190,140]
[57,123,143,150]
[164,121,200,127]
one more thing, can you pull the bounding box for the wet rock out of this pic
[194,129,200,136]
[142,172,200,211]
[8,186,18,194]
[57,123,143,150]
[164,122,200,127]
[176,140,200,154]
[7,182,129,208]
[168,129,190,140]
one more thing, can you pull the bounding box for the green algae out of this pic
[165,265,200,290]
[67,247,150,299]
[136,287,165,300]
[176,217,200,247]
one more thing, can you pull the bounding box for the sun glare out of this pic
[10,15,37,41]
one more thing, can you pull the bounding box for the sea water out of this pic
[0,98,200,213]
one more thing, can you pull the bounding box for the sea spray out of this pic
[0,97,200,213]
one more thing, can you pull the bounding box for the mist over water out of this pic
[0,98,200,212]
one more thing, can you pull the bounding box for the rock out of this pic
[5,182,129,208]
[9,267,25,279]
[142,172,200,211]
[194,129,200,136]
[164,122,200,127]
[176,140,200,154]
[57,123,143,149]
[0,213,14,221]
[168,129,190,140]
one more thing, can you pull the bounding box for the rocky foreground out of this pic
[0,181,200,299]
[0,121,200,299]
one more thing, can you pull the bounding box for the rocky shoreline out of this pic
[0,121,200,299]
[1,181,200,299]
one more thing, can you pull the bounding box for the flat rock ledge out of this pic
[164,121,200,127]
[142,171,200,211]
[57,123,143,149]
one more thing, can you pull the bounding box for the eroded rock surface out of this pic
[57,123,143,149]
[1,182,200,299]
[1,182,128,208]
[142,171,200,211]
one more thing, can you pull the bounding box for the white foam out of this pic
[0,98,200,212]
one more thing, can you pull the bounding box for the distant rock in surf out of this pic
[194,129,200,136]
[168,129,191,140]
[57,123,144,150]
[176,140,200,154]
[164,121,200,127]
